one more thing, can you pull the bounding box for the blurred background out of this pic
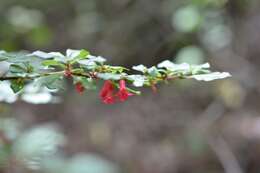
[1,0,260,173]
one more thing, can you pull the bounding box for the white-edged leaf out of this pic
[78,55,106,66]
[0,51,7,61]
[48,52,64,58]
[29,51,53,59]
[158,60,210,72]
[29,51,59,59]
[66,49,81,59]
[132,64,147,73]
[195,63,210,69]
[88,55,106,63]
[97,73,122,80]
[29,51,65,64]
[189,72,231,81]
[31,51,67,63]
[127,75,146,87]
[37,74,64,90]
[157,60,175,69]
[147,66,159,77]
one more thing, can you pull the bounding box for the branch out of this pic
[0,49,231,104]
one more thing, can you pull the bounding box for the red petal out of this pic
[103,95,116,104]
[100,80,117,104]
[75,82,85,94]
[119,80,126,90]
[117,89,133,102]
[99,80,114,98]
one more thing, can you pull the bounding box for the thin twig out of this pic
[187,101,244,173]
[207,135,244,173]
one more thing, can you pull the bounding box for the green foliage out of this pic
[38,74,64,90]
[10,79,24,93]
[42,60,66,68]
[75,77,96,90]
[0,49,231,104]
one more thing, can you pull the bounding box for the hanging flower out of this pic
[117,80,133,102]
[100,80,116,104]
[75,82,85,94]
[102,93,116,104]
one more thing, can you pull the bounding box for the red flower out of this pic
[99,80,134,104]
[100,80,116,104]
[75,82,85,94]
[117,80,133,102]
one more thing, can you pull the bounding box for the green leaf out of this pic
[9,62,34,74]
[189,72,231,81]
[158,60,189,71]
[4,52,29,63]
[88,55,106,63]
[30,51,55,59]
[158,60,210,73]
[0,51,8,61]
[96,73,122,80]
[38,74,64,90]
[78,49,89,59]
[82,78,96,90]
[42,60,65,68]
[70,50,90,64]
[30,51,64,60]
[74,77,96,90]
[127,75,146,87]
[132,64,147,73]
[9,64,26,74]
[11,79,24,93]
[66,49,81,58]
[147,66,160,77]
[72,68,84,74]
[1,53,43,74]
[104,65,127,73]
[157,60,174,69]
[25,63,34,73]
[0,57,7,62]
[78,55,106,67]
